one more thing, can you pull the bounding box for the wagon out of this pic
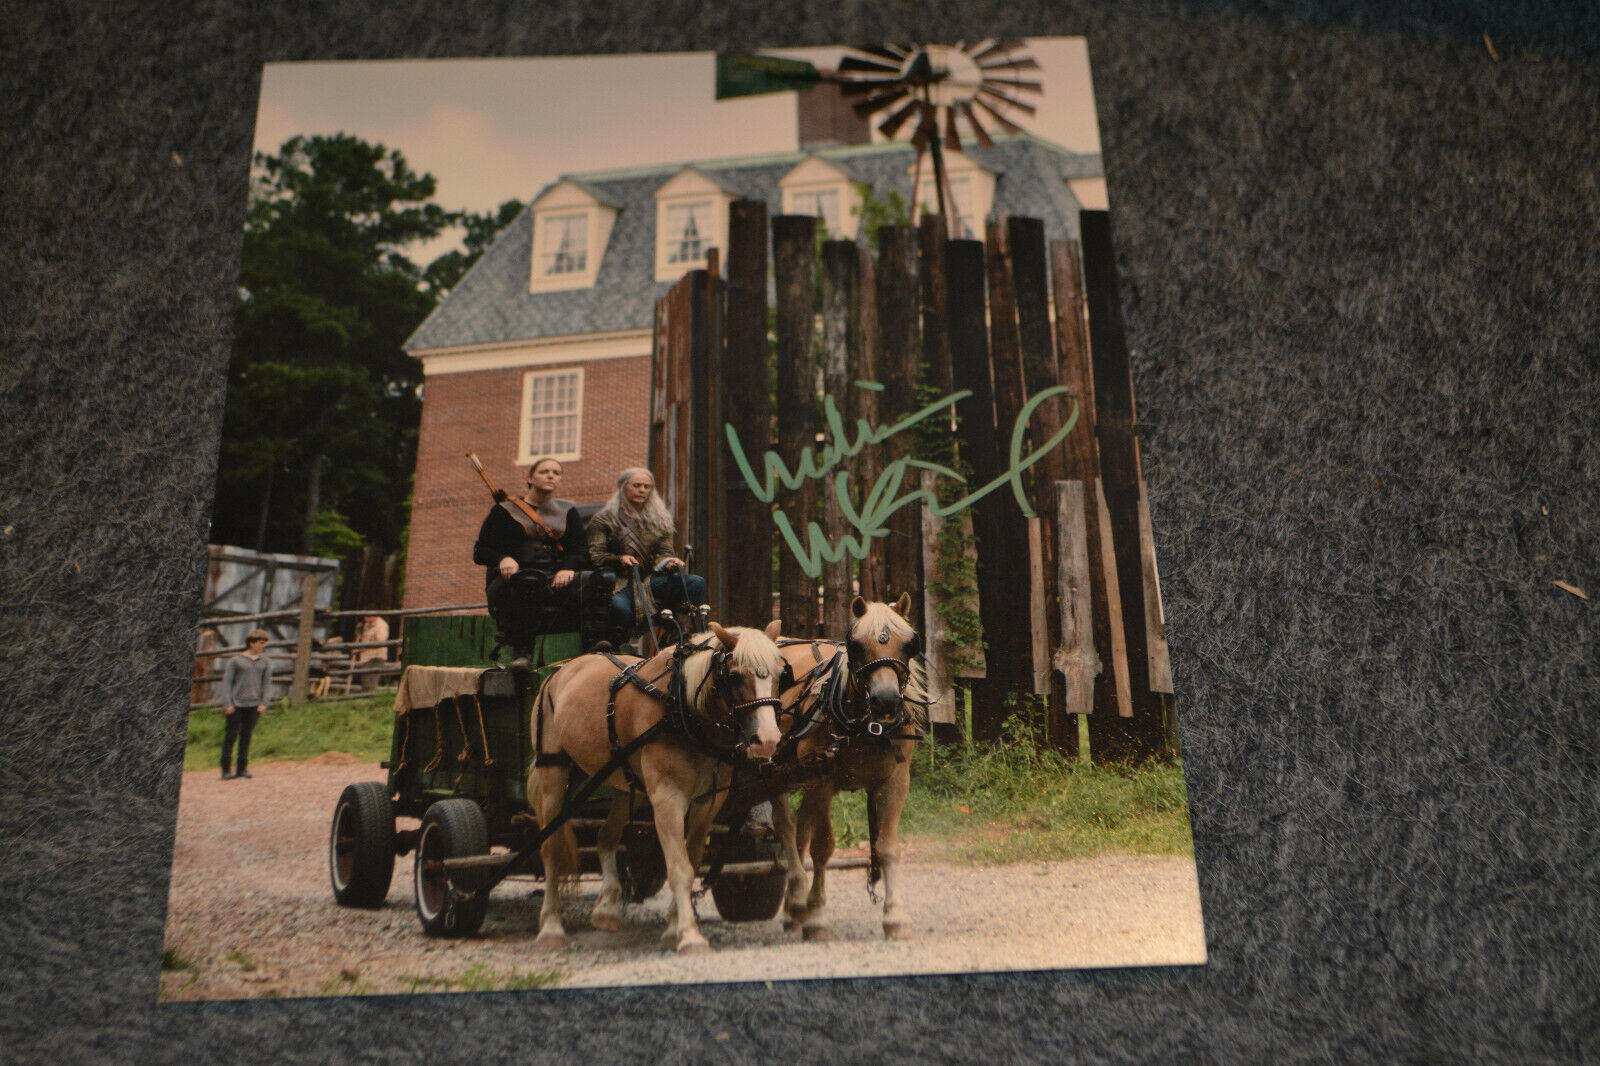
[327,615,788,937]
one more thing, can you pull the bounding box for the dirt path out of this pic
[161,757,1206,1000]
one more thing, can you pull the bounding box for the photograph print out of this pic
[163,38,1206,1001]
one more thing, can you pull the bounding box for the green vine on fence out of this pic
[914,382,985,674]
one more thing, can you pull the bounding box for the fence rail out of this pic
[191,594,489,709]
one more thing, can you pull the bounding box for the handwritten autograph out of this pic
[725,383,1079,578]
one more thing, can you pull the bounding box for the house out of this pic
[401,115,1102,611]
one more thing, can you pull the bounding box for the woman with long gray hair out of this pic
[587,467,708,638]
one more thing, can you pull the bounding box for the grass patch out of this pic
[185,692,396,771]
[824,713,1194,863]
[223,948,258,972]
[400,964,564,994]
[161,947,193,971]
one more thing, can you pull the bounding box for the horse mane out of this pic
[679,626,784,713]
[849,600,917,645]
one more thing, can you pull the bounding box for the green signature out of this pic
[725,383,1079,578]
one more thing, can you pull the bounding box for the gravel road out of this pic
[161,756,1206,1000]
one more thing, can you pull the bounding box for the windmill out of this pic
[716,42,1043,234]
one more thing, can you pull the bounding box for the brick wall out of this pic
[403,354,653,609]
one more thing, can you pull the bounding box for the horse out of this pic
[768,594,926,941]
[529,619,785,954]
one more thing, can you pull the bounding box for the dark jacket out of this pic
[472,500,586,589]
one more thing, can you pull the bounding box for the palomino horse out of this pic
[770,594,925,941]
[529,620,784,954]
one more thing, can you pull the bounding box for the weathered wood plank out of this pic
[918,469,958,727]
[876,226,922,615]
[820,240,857,625]
[1050,238,1132,729]
[1055,480,1100,719]
[723,199,773,625]
[773,215,820,636]
[1081,210,1168,762]
[854,243,884,602]
[979,219,1038,716]
[918,214,952,399]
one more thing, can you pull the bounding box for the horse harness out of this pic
[777,637,927,754]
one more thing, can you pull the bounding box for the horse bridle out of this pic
[675,639,783,756]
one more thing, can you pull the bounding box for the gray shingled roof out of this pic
[406,134,1101,353]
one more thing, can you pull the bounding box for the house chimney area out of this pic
[797,78,871,149]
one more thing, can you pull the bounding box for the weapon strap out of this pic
[500,498,560,542]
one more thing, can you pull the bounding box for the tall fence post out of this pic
[819,240,858,624]
[1008,217,1073,753]
[854,242,884,602]
[291,572,316,704]
[1081,210,1169,763]
[773,215,820,635]
[876,226,922,616]
[946,237,1007,739]
[724,199,773,625]
[1052,237,1132,753]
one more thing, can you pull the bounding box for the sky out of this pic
[253,40,1105,266]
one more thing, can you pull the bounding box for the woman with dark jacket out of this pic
[472,457,599,655]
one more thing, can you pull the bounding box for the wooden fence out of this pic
[651,203,1176,763]
[192,573,481,708]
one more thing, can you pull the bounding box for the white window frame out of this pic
[778,156,862,240]
[664,200,713,265]
[516,367,584,464]
[539,211,588,276]
[528,179,617,293]
[653,168,733,282]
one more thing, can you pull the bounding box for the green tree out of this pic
[214,135,518,559]
[423,198,525,295]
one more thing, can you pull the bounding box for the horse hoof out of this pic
[801,925,833,943]
[782,919,799,933]
[883,922,911,941]
[590,912,622,933]
[676,938,712,956]
[534,932,567,952]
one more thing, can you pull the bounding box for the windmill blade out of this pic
[966,38,1027,63]
[944,105,963,152]
[877,98,922,138]
[852,88,910,120]
[960,102,996,149]
[977,56,1042,73]
[837,53,905,76]
[972,97,1024,136]
[982,76,1044,94]
[977,84,1039,117]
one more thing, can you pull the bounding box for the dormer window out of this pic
[528,179,618,293]
[778,156,862,239]
[665,202,712,264]
[540,212,588,275]
[654,167,735,281]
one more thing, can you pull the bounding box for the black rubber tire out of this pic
[710,867,788,923]
[620,823,667,903]
[413,798,490,937]
[329,782,395,908]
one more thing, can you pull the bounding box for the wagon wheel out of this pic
[413,798,490,937]
[329,782,395,908]
[708,831,787,923]
[620,822,667,903]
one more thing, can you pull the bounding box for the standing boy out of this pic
[220,629,273,779]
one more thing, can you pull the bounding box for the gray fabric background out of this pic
[3,2,1595,1063]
